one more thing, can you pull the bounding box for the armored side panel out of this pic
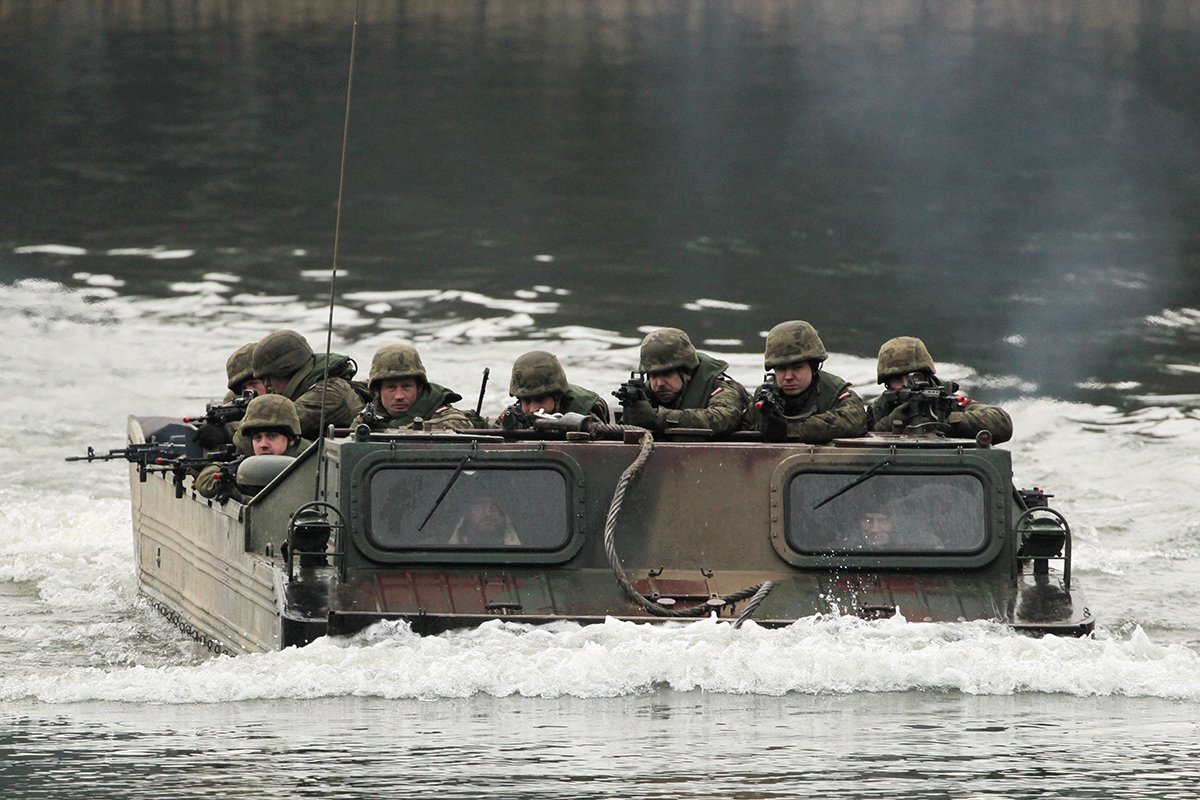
[324,433,1092,637]
[129,417,326,654]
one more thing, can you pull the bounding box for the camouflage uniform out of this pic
[252,330,366,440]
[868,336,1013,443]
[352,344,474,431]
[194,395,311,500]
[741,320,868,443]
[620,328,749,436]
[494,351,610,429]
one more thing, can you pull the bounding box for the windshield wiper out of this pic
[417,453,472,531]
[812,456,892,510]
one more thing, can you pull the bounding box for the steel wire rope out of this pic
[602,432,768,618]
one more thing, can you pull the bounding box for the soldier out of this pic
[616,327,749,436]
[193,395,311,501]
[868,336,1013,443]
[742,320,868,442]
[353,344,474,431]
[192,343,269,452]
[223,342,266,401]
[494,351,610,429]
[252,329,366,440]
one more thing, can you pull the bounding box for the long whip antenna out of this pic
[314,0,361,501]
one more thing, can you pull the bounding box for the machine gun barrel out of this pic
[64,441,187,482]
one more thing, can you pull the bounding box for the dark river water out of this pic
[3,2,1200,798]
[3,0,1200,401]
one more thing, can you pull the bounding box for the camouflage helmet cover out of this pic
[876,336,936,383]
[509,351,570,398]
[638,327,700,373]
[764,320,828,369]
[239,394,302,438]
[368,344,427,390]
[225,343,256,393]
[252,330,313,379]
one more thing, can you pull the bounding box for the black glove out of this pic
[622,397,659,429]
[192,422,232,451]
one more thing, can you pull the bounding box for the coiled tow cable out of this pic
[602,431,771,620]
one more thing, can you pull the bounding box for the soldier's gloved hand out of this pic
[755,404,787,441]
[622,397,659,429]
[192,422,232,451]
[877,400,918,433]
[498,402,529,431]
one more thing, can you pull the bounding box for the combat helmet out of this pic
[239,394,302,438]
[638,328,700,373]
[764,320,827,369]
[509,351,569,399]
[225,343,256,393]
[876,336,936,383]
[368,344,427,391]
[252,330,313,379]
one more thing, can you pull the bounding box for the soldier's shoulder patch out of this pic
[837,391,852,400]
[435,405,451,413]
[709,386,725,398]
[954,395,972,408]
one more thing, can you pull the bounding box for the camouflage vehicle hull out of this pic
[128,416,1093,655]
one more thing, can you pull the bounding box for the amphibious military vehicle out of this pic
[121,412,1092,655]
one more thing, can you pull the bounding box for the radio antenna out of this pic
[313,0,361,502]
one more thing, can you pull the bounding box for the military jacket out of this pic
[193,438,311,500]
[282,353,366,439]
[353,382,474,431]
[742,370,868,443]
[868,377,1013,443]
[640,353,749,436]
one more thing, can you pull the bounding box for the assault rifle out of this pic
[65,440,187,482]
[880,372,957,434]
[184,390,257,450]
[145,444,239,499]
[612,372,648,421]
[752,373,787,441]
[359,401,382,428]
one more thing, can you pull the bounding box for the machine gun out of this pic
[65,440,187,482]
[880,372,957,434]
[612,372,648,421]
[146,444,239,499]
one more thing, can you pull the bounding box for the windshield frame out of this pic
[350,447,587,565]
[769,450,1007,570]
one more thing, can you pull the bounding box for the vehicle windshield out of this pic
[786,472,987,554]
[368,466,571,551]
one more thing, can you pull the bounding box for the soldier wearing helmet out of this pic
[352,344,473,431]
[193,395,312,501]
[617,327,749,436]
[494,351,610,429]
[741,320,867,442]
[868,336,1012,443]
[224,343,267,401]
[251,329,366,440]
